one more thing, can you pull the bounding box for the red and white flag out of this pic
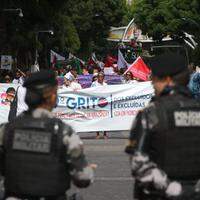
[50,50,65,68]
[124,57,151,81]
[88,52,98,66]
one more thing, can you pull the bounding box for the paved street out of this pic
[70,135,133,200]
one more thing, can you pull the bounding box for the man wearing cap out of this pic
[125,46,200,200]
[0,70,95,200]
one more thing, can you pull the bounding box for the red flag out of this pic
[125,57,151,81]
[88,58,95,66]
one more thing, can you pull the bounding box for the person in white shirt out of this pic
[91,72,107,87]
[63,77,82,91]
[12,70,30,116]
[16,86,28,116]
[90,72,108,139]
[70,80,82,91]
[12,70,25,85]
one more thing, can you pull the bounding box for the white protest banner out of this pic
[0,82,154,132]
[0,84,19,124]
[54,82,154,132]
[1,55,12,70]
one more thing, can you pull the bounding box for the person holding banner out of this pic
[123,71,138,84]
[91,72,108,139]
[63,76,82,91]
[125,46,200,200]
[16,86,28,116]
[91,72,107,87]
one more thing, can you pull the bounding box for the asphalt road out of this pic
[69,135,134,200]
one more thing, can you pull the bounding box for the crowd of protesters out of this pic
[0,41,147,87]
[0,58,200,140]
[0,66,141,90]
[0,49,200,110]
[0,54,149,140]
[1,61,200,95]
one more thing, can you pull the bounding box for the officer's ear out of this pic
[42,86,57,107]
[166,76,174,86]
[25,90,43,108]
[42,87,54,99]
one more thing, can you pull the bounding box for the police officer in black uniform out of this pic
[0,70,95,200]
[125,46,200,200]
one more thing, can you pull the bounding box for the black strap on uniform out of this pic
[8,86,20,122]
[137,110,149,152]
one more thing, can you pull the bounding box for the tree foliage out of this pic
[129,0,200,63]
[0,0,127,67]
[66,0,127,56]
[131,0,200,38]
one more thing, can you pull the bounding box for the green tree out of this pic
[0,0,127,67]
[1,0,80,67]
[131,0,200,38]
[68,0,127,56]
[129,0,200,63]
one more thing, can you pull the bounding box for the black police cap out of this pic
[23,70,57,90]
[148,46,188,77]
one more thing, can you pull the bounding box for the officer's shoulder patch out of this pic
[174,110,200,127]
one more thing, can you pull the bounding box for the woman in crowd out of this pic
[63,77,82,91]
[123,71,138,84]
